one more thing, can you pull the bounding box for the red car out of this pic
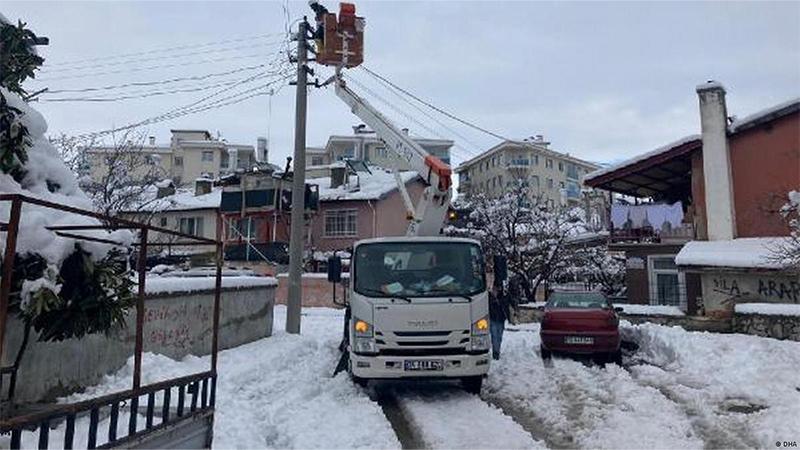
[539,290,623,364]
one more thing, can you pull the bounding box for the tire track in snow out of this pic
[623,358,763,449]
[374,381,544,449]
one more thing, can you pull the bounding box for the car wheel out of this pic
[347,352,368,387]
[462,376,483,394]
[540,344,552,360]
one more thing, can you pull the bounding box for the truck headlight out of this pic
[472,316,489,335]
[471,335,491,351]
[354,337,378,355]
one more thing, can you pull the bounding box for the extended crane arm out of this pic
[332,73,452,236]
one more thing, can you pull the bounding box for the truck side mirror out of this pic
[493,255,507,286]
[327,256,342,283]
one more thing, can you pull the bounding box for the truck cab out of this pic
[345,236,491,393]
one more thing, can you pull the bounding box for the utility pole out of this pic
[286,20,310,334]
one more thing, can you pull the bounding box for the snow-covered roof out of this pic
[308,169,419,202]
[729,97,800,134]
[585,135,701,183]
[675,237,792,270]
[124,187,221,212]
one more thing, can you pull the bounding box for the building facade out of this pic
[454,137,601,207]
[309,129,453,170]
[585,84,799,319]
[86,129,260,186]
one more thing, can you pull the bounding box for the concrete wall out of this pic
[2,284,275,403]
[275,273,346,308]
[699,271,800,318]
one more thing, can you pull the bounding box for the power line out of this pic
[40,39,286,74]
[44,64,270,94]
[360,65,511,142]
[45,32,288,67]
[41,67,289,102]
[37,49,286,82]
[355,67,487,156]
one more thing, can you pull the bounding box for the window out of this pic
[228,217,257,240]
[312,156,324,166]
[567,181,580,198]
[533,155,539,165]
[159,217,167,227]
[325,209,358,237]
[648,255,687,310]
[530,175,539,187]
[202,151,214,162]
[547,178,554,189]
[546,159,553,169]
[498,175,503,187]
[179,217,204,236]
[220,152,229,169]
[491,156,496,167]
[354,241,485,298]
[174,156,183,167]
[567,163,579,180]
[558,161,564,172]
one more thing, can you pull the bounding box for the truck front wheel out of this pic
[461,376,483,394]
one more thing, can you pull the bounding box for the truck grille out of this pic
[379,348,469,357]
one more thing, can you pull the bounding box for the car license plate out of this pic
[564,336,594,345]
[404,359,444,371]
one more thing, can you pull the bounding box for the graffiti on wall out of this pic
[144,302,213,350]
[710,274,800,306]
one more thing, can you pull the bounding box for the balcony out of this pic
[506,159,531,170]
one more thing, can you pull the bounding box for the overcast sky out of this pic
[4,1,800,168]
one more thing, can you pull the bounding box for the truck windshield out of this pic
[354,242,486,298]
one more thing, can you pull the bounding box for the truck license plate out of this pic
[564,336,594,345]
[404,359,444,371]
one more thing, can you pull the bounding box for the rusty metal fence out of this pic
[0,193,224,449]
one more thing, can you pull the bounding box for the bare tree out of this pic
[52,130,170,217]
[772,190,800,268]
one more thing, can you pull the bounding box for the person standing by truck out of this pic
[489,283,511,360]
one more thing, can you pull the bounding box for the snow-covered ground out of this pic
[489,322,800,449]
[6,308,799,449]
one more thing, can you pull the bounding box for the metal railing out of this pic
[0,193,224,449]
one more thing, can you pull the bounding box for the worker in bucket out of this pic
[308,0,328,51]
[488,282,512,360]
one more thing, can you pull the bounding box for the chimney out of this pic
[195,178,213,196]
[156,180,175,198]
[257,137,268,162]
[330,166,347,189]
[149,136,156,146]
[696,81,736,241]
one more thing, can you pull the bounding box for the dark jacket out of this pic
[489,290,510,323]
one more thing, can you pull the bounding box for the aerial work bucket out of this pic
[313,2,365,68]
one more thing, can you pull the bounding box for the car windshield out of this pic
[354,241,486,298]
[547,292,609,309]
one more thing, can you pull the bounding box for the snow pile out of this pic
[676,237,791,269]
[613,303,685,316]
[307,169,418,201]
[735,302,800,317]
[143,275,277,294]
[0,87,131,266]
[19,307,399,449]
[622,322,800,447]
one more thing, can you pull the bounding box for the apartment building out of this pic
[86,129,259,186]
[310,127,453,170]
[455,136,601,207]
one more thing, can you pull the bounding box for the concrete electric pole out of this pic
[286,21,310,334]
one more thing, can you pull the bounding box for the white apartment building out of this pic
[308,126,453,171]
[455,136,601,207]
[86,129,260,186]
